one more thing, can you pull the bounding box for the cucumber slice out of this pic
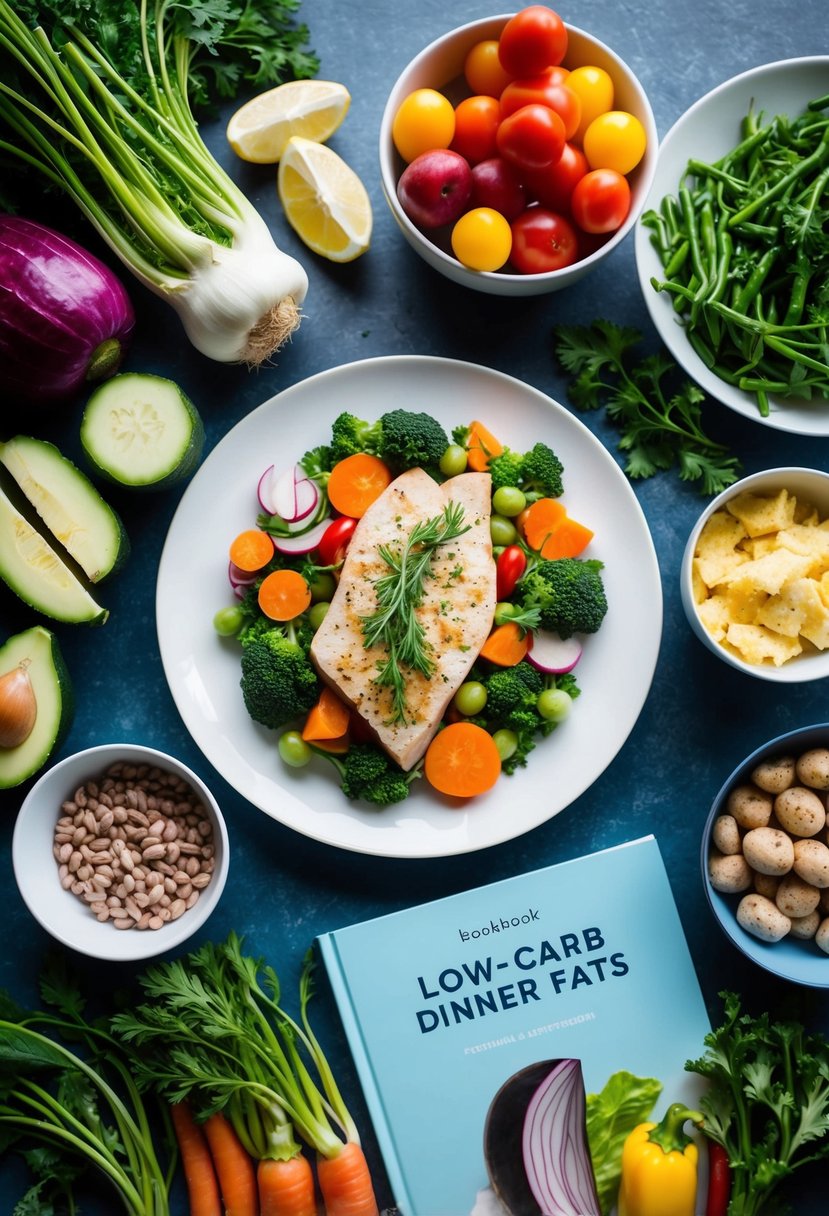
[81,372,205,490]
[0,485,108,624]
[0,625,74,788]
[0,435,129,583]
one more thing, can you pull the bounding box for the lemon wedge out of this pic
[227,80,351,164]
[277,136,372,263]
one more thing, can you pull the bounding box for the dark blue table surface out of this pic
[1,1,827,1211]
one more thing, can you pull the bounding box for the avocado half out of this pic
[0,625,74,788]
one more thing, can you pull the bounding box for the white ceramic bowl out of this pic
[681,467,829,682]
[702,723,829,988]
[12,743,229,961]
[379,14,657,296]
[635,57,829,435]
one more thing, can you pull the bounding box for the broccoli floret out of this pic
[239,626,320,730]
[518,557,608,638]
[483,662,543,719]
[377,409,449,472]
[519,442,565,501]
[329,412,382,463]
[317,741,421,807]
[487,448,525,492]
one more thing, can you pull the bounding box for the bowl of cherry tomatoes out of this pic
[379,7,657,295]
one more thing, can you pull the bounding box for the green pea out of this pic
[439,444,468,477]
[308,601,330,630]
[490,514,518,546]
[213,604,244,637]
[493,729,518,761]
[492,486,527,517]
[537,688,573,723]
[278,730,312,767]
[494,601,518,627]
[453,681,488,716]
[308,572,336,602]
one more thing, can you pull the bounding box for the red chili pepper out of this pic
[496,544,526,599]
[316,515,358,566]
[705,1139,731,1216]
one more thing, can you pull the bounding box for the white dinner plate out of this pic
[156,356,662,858]
[635,57,829,435]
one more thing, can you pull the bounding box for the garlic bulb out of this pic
[0,660,37,748]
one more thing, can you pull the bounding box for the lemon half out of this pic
[227,80,351,164]
[277,136,372,263]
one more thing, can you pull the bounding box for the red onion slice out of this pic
[522,1059,601,1215]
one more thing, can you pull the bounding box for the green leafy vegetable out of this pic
[686,990,829,1216]
[585,1070,662,1215]
[642,96,829,418]
[313,741,423,806]
[553,320,742,496]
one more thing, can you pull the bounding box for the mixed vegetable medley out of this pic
[215,407,608,807]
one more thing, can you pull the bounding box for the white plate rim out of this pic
[635,55,829,436]
[156,354,662,859]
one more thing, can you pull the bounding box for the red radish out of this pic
[257,464,319,521]
[228,560,256,599]
[271,518,332,556]
[526,631,582,674]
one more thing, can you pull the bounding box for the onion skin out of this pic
[0,215,135,404]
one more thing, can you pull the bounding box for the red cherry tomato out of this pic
[451,95,502,165]
[509,206,580,274]
[496,103,566,173]
[523,141,588,212]
[500,71,581,141]
[316,516,358,565]
[570,167,631,234]
[497,6,568,77]
[496,545,527,599]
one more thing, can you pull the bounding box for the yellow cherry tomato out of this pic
[451,207,512,272]
[583,110,647,175]
[392,88,456,163]
[566,65,615,143]
[464,39,514,98]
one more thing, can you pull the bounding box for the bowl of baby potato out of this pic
[680,467,829,681]
[703,723,829,987]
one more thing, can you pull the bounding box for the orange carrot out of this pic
[170,1102,222,1216]
[202,1112,259,1216]
[316,1142,379,1216]
[521,497,568,553]
[465,420,503,472]
[302,687,351,742]
[229,529,275,573]
[327,454,392,518]
[478,621,530,666]
[308,732,351,755]
[258,569,312,621]
[257,1155,317,1216]
[424,722,503,798]
[538,515,594,560]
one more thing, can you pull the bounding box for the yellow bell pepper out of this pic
[618,1102,703,1216]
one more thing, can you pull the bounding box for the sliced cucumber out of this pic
[0,435,129,583]
[0,485,108,625]
[0,625,74,788]
[81,372,205,490]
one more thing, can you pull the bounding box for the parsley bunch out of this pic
[553,320,742,496]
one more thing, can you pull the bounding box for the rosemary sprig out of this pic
[362,501,470,725]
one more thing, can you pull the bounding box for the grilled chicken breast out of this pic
[310,467,496,770]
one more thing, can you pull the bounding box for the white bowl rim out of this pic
[379,13,658,286]
[681,467,829,683]
[12,742,229,962]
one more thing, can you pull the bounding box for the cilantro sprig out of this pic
[553,320,742,496]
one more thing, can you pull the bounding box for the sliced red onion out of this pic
[272,517,332,555]
[228,560,256,599]
[526,631,582,674]
[522,1060,601,1215]
[0,215,134,404]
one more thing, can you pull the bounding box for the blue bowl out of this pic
[702,723,829,988]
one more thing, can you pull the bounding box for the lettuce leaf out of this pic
[585,1070,662,1215]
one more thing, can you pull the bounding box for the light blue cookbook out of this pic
[317,836,712,1216]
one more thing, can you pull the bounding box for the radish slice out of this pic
[258,464,319,522]
[228,560,256,599]
[272,518,332,555]
[257,464,277,514]
[527,631,582,674]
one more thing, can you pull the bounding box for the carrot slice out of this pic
[478,621,530,666]
[539,515,594,559]
[302,688,351,742]
[424,722,502,798]
[229,528,275,573]
[316,1141,379,1216]
[327,454,393,518]
[257,1155,317,1216]
[521,497,567,552]
[258,569,312,621]
[465,420,503,471]
[309,733,351,755]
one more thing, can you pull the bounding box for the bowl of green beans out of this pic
[635,58,829,436]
